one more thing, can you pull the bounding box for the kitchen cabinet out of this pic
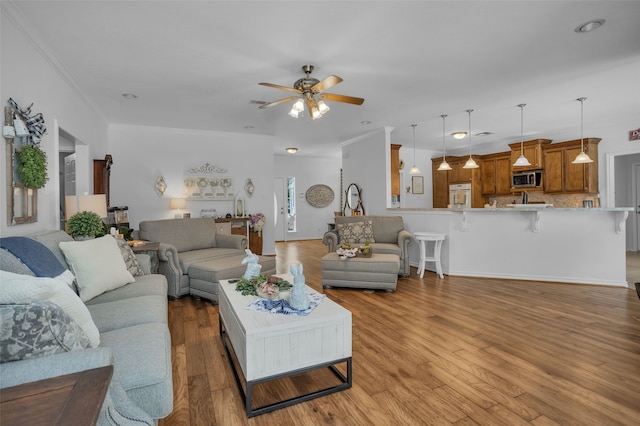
[480,151,511,195]
[509,139,552,171]
[431,155,485,208]
[431,157,450,208]
[391,144,401,196]
[542,138,600,194]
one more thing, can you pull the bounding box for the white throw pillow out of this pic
[59,235,135,302]
[0,270,100,347]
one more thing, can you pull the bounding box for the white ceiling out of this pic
[6,1,640,158]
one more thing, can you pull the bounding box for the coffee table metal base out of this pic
[220,320,352,418]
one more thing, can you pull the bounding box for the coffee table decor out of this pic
[235,274,291,298]
[336,241,372,259]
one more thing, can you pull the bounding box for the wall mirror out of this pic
[343,183,365,216]
[4,106,38,225]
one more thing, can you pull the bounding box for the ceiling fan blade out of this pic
[311,75,343,93]
[320,93,365,105]
[258,82,301,94]
[258,96,299,109]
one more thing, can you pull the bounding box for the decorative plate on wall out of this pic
[305,184,335,208]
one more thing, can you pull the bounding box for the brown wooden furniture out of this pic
[390,144,401,196]
[0,366,113,426]
[131,241,160,273]
[480,151,512,196]
[509,138,552,171]
[93,155,113,207]
[543,138,600,194]
[431,155,485,208]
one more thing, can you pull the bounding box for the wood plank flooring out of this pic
[159,240,640,425]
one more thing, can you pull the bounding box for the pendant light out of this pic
[462,109,478,169]
[409,124,421,174]
[437,114,452,171]
[513,103,532,167]
[572,97,593,164]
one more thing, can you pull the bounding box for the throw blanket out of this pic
[245,293,325,316]
[0,237,74,286]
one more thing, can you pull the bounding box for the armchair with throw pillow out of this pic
[322,215,414,277]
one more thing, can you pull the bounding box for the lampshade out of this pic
[572,97,593,164]
[65,194,107,220]
[462,109,479,169]
[170,198,186,209]
[438,114,452,171]
[513,103,532,167]
[409,124,421,174]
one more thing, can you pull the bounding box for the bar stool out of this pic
[414,232,446,279]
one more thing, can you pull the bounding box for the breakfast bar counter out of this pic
[394,207,633,287]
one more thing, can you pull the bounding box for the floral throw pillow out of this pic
[0,301,90,363]
[336,220,376,244]
[112,236,144,277]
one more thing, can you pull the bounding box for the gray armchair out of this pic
[323,215,414,277]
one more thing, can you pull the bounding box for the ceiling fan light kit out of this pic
[259,65,364,120]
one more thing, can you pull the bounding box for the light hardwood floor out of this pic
[160,240,640,425]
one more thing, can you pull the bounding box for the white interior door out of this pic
[635,163,640,251]
[273,178,286,242]
[61,153,76,229]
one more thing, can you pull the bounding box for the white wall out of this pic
[273,155,342,241]
[399,146,437,209]
[108,124,278,254]
[615,153,640,251]
[1,7,109,236]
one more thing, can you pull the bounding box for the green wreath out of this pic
[17,145,48,189]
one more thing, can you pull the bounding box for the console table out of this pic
[0,365,113,425]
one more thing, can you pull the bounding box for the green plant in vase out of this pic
[67,211,106,239]
[361,240,371,255]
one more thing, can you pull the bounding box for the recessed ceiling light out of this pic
[122,93,138,99]
[475,132,494,137]
[286,147,298,154]
[575,19,605,33]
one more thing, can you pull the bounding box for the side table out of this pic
[0,365,113,426]
[131,241,160,273]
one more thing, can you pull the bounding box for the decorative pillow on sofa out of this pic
[0,270,100,347]
[0,301,90,363]
[337,220,376,244]
[59,236,135,303]
[112,236,144,277]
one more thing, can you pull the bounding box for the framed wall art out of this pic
[411,176,424,194]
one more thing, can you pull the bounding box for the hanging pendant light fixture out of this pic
[572,97,593,164]
[409,124,421,174]
[437,114,452,171]
[462,109,479,169]
[513,103,532,167]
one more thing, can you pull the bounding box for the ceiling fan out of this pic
[258,65,364,119]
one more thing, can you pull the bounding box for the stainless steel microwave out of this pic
[512,170,542,188]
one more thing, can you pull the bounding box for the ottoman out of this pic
[321,253,400,292]
[189,255,276,303]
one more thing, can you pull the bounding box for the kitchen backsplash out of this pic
[490,192,600,208]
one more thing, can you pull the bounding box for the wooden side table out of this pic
[0,365,113,426]
[131,241,160,273]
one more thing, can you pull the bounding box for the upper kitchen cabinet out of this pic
[543,138,600,194]
[391,144,401,196]
[509,139,552,171]
[480,151,511,196]
[431,157,449,208]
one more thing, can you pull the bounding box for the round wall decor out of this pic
[305,184,335,208]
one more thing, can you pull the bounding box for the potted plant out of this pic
[17,145,48,189]
[67,211,106,239]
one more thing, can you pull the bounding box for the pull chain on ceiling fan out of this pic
[258,65,364,119]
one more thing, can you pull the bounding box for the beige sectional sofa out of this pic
[139,218,276,303]
[322,215,414,277]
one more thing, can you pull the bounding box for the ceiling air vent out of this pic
[249,100,268,105]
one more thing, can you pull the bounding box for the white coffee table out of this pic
[219,276,352,417]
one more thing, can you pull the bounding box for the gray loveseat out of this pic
[323,215,414,277]
[139,218,276,303]
[0,230,173,425]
